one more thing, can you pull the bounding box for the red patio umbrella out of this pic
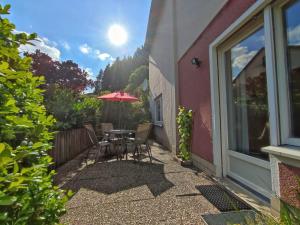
[97,91,138,102]
[97,91,139,128]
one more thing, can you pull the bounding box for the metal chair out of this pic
[127,123,153,162]
[84,124,111,162]
[100,123,123,160]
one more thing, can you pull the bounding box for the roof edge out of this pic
[145,0,165,49]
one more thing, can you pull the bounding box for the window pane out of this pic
[283,0,300,137]
[155,96,162,122]
[226,27,269,160]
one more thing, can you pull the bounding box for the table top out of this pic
[105,129,135,135]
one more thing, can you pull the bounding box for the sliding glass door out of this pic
[218,14,272,199]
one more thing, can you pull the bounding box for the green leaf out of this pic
[0,196,17,206]
[0,212,8,221]
[13,161,19,174]
[0,156,13,166]
[0,143,5,153]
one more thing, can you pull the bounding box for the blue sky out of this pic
[231,27,264,78]
[2,0,151,80]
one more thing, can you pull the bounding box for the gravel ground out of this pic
[56,143,220,225]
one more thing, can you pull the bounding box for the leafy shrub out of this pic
[45,87,78,130]
[176,106,193,161]
[125,65,148,96]
[0,4,69,224]
[73,94,103,126]
[45,87,102,130]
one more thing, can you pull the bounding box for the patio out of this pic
[55,143,222,225]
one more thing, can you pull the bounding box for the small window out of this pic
[155,95,163,123]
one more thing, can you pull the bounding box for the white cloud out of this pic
[61,41,71,50]
[288,25,300,45]
[79,45,114,61]
[79,43,91,54]
[232,44,257,70]
[85,68,94,78]
[19,35,61,61]
[95,49,114,61]
[97,53,110,60]
[42,37,58,47]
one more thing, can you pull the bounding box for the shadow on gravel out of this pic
[60,159,174,198]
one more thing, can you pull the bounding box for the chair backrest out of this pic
[84,124,99,146]
[100,123,113,136]
[135,123,152,144]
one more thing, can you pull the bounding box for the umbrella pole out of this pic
[118,102,121,129]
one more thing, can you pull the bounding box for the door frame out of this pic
[209,0,274,177]
[209,0,279,199]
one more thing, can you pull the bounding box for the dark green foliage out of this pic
[125,65,149,95]
[94,69,103,95]
[0,4,69,224]
[100,45,149,92]
[176,106,193,161]
[98,46,150,130]
[46,87,102,130]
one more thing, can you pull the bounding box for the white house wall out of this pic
[149,0,226,152]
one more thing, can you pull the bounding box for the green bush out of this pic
[45,87,102,130]
[45,87,78,130]
[176,106,193,161]
[73,94,103,126]
[0,4,69,224]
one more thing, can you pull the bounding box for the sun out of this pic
[108,24,128,46]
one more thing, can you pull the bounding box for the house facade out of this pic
[147,0,300,214]
[147,0,226,152]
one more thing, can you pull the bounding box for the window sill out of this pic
[154,122,163,128]
[262,145,300,161]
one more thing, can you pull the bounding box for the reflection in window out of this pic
[226,27,269,160]
[283,0,300,137]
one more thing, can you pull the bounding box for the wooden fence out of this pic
[49,128,92,167]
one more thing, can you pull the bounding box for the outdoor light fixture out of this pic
[191,57,201,67]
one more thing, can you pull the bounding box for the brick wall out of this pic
[279,163,300,208]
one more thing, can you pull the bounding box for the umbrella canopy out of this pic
[97,91,138,102]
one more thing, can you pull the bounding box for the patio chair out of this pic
[100,123,113,136]
[127,123,153,163]
[100,123,119,141]
[84,124,111,162]
[100,123,124,160]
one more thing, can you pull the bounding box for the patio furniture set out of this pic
[84,122,153,163]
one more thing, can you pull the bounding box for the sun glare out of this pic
[108,24,128,46]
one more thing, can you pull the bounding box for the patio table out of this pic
[105,129,135,160]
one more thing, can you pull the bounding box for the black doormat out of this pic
[196,185,252,212]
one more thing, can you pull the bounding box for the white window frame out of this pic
[273,0,300,146]
[209,0,275,178]
[154,95,163,125]
[209,0,300,197]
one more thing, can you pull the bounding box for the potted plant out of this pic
[176,106,193,166]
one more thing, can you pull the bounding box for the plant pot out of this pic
[180,159,193,167]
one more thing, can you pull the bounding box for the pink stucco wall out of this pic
[178,0,256,162]
[279,163,300,208]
